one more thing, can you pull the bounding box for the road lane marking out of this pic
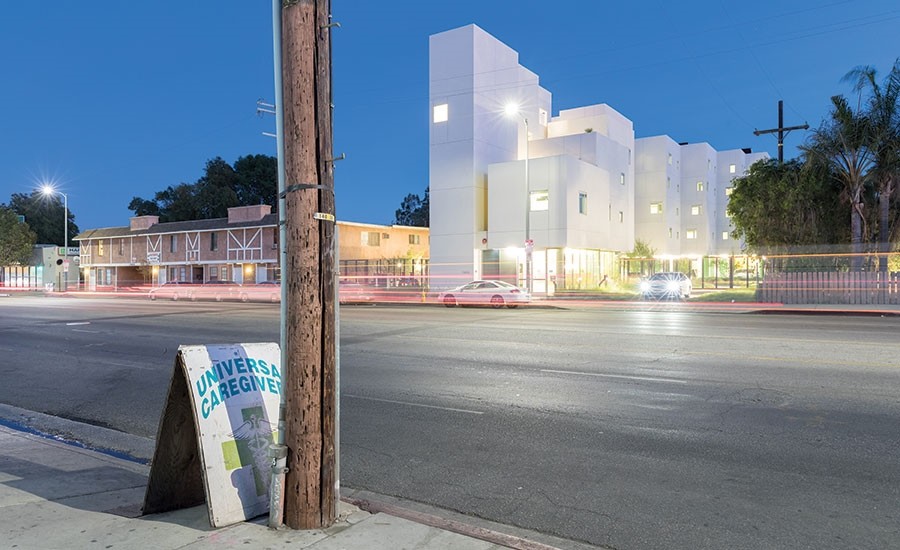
[66,322,91,326]
[540,369,688,384]
[345,394,483,415]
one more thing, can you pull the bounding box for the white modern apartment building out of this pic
[429,24,766,293]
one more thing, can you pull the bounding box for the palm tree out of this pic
[843,59,900,272]
[801,95,876,271]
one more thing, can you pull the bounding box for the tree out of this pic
[234,154,278,207]
[800,95,876,270]
[128,155,278,222]
[727,159,844,254]
[0,206,37,265]
[844,59,900,271]
[7,191,79,247]
[393,187,429,227]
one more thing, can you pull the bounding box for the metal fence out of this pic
[756,271,900,304]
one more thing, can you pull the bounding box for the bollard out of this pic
[267,443,289,528]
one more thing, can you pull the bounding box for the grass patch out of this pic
[689,288,757,302]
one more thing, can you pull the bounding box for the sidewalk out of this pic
[0,424,579,550]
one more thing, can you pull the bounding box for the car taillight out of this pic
[510,289,520,294]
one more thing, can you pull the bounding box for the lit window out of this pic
[691,205,701,216]
[697,181,704,192]
[409,234,420,245]
[686,229,697,239]
[722,231,730,240]
[725,187,734,196]
[530,190,549,211]
[578,192,588,215]
[98,241,104,257]
[650,202,663,214]
[729,164,736,174]
[620,173,625,185]
[619,211,624,223]
[433,103,448,123]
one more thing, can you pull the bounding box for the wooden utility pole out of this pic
[753,100,809,163]
[281,0,336,529]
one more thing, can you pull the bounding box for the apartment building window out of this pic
[210,232,218,251]
[409,234,420,245]
[676,207,680,216]
[530,190,549,211]
[578,192,588,215]
[667,153,673,165]
[729,164,736,174]
[170,235,177,252]
[361,231,380,246]
[650,202,663,215]
[725,187,734,196]
[98,241,104,257]
[686,229,698,239]
[696,181,704,192]
[722,231,730,240]
[118,239,124,255]
[668,228,673,238]
[618,211,624,223]
[667,176,671,188]
[433,103,448,123]
[691,205,702,216]
[539,108,548,126]
[608,204,611,221]
[628,148,632,165]
[620,173,625,185]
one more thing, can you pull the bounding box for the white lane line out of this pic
[66,322,91,326]
[540,369,688,384]
[72,329,101,333]
[345,394,484,415]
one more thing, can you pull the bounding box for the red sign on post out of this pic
[525,239,534,254]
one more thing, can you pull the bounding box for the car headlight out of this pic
[640,281,650,292]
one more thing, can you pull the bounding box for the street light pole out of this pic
[504,103,533,295]
[41,185,69,291]
[523,116,531,296]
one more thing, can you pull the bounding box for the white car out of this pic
[639,272,693,300]
[438,280,531,309]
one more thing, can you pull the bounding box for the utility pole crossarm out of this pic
[753,100,809,163]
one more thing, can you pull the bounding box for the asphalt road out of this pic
[1,295,898,549]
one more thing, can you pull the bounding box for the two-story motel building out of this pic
[74,205,429,290]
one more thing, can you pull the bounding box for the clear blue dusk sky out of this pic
[2,1,898,232]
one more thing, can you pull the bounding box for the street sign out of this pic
[525,239,534,254]
[63,260,70,273]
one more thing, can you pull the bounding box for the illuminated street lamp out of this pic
[504,102,532,294]
[40,185,69,291]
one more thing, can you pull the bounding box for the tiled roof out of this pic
[74,213,279,241]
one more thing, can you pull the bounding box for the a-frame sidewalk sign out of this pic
[142,343,282,527]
